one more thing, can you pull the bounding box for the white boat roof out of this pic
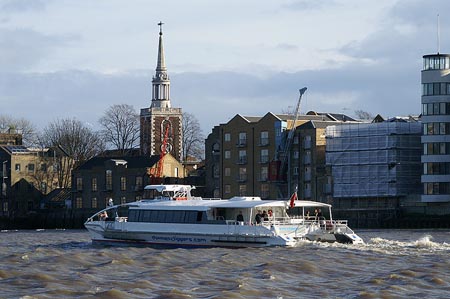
[144,184,194,192]
[129,196,331,211]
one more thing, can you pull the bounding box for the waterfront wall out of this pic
[1,208,449,230]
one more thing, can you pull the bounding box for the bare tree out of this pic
[40,118,104,188]
[0,114,37,146]
[354,110,374,121]
[99,104,140,155]
[182,112,204,161]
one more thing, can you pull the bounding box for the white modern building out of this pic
[421,53,450,203]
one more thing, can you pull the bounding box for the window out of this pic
[238,132,247,146]
[260,149,269,163]
[224,184,231,194]
[224,167,231,177]
[3,202,8,213]
[260,131,269,145]
[224,133,231,142]
[106,170,112,191]
[260,166,268,181]
[135,176,143,190]
[28,163,35,173]
[260,183,269,198]
[238,150,247,164]
[293,151,299,159]
[76,178,83,191]
[15,164,20,171]
[120,176,127,191]
[239,168,247,181]
[293,136,299,145]
[224,150,231,159]
[92,197,98,208]
[40,164,47,172]
[213,165,219,178]
[239,184,247,196]
[92,178,98,192]
[121,196,126,204]
[304,136,312,149]
[76,197,82,209]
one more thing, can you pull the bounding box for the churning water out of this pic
[0,229,449,298]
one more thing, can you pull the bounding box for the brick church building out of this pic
[140,22,183,161]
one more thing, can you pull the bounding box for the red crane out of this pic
[149,125,170,184]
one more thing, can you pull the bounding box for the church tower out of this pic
[140,22,183,161]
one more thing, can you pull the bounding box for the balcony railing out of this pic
[304,155,311,164]
[258,138,269,146]
[237,175,247,182]
[260,156,269,164]
[258,175,268,182]
[303,140,311,149]
[304,172,311,181]
[236,139,247,147]
[237,157,248,164]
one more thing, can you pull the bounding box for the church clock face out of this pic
[161,143,172,154]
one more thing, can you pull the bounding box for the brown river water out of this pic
[0,229,449,299]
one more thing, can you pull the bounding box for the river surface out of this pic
[0,229,449,299]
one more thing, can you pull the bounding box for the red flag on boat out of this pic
[289,191,297,208]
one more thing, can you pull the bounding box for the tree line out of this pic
[1,104,205,185]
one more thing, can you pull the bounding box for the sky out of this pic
[1,0,450,135]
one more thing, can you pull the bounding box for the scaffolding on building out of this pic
[325,122,422,198]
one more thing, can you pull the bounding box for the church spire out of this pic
[151,21,171,108]
[156,21,166,72]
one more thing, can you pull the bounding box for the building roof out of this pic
[76,155,160,171]
[0,145,31,154]
[298,120,344,130]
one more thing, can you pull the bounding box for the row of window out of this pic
[422,83,450,96]
[422,102,450,116]
[423,182,450,195]
[423,122,450,135]
[128,209,207,223]
[223,149,300,163]
[75,196,135,209]
[423,142,450,155]
[223,183,270,197]
[75,174,144,192]
[224,131,269,145]
[12,163,58,173]
[223,166,307,181]
[423,162,450,175]
[423,56,450,70]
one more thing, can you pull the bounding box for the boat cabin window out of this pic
[143,189,174,200]
[128,209,209,224]
[288,207,329,220]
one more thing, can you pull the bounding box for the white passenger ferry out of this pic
[84,185,364,247]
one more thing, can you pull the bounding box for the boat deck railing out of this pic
[225,216,355,234]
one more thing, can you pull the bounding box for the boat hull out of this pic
[85,221,297,248]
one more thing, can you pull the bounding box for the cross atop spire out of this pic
[158,21,164,35]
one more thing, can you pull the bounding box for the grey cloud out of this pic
[0,0,47,13]
[276,43,298,51]
[1,60,422,137]
[388,0,450,27]
[0,28,79,71]
[281,0,337,11]
[340,0,450,61]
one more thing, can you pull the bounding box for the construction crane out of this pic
[149,125,170,184]
[272,87,307,198]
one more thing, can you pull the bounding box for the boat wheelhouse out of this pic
[85,185,363,247]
